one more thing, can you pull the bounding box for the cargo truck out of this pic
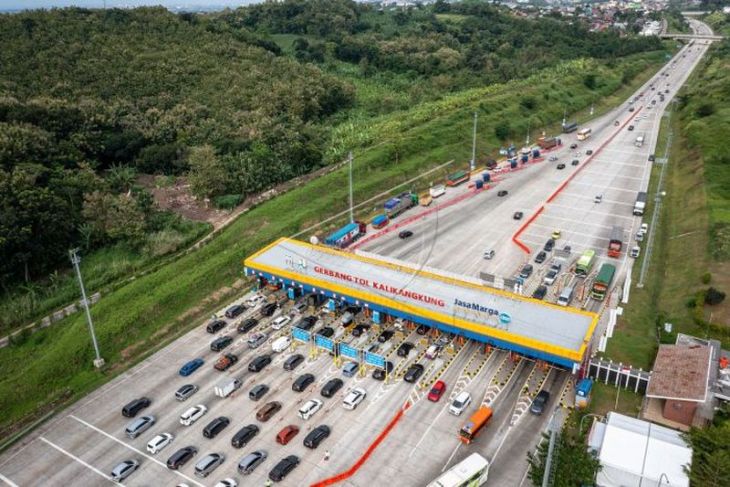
[607,226,624,258]
[537,136,559,149]
[458,406,493,444]
[590,263,616,301]
[215,378,242,398]
[371,214,388,229]
[562,121,578,133]
[633,191,647,216]
[446,170,470,187]
[384,192,417,218]
[420,194,433,207]
[324,221,367,248]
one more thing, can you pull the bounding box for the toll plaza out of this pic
[244,238,599,371]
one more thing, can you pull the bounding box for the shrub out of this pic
[705,287,726,306]
[695,103,715,118]
[213,194,244,209]
[701,272,712,284]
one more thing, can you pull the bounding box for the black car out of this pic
[585,149,593,155]
[513,211,524,220]
[225,304,245,319]
[534,251,547,264]
[321,378,344,398]
[317,326,335,338]
[166,446,198,470]
[283,354,305,371]
[497,190,508,197]
[249,384,270,401]
[398,230,413,239]
[404,364,425,383]
[544,239,555,252]
[416,324,429,335]
[122,397,151,418]
[231,424,260,448]
[628,125,635,131]
[377,330,394,343]
[530,390,550,415]
[303,425,331,449]
[372,361,394,381]
[202,416,230,439]
[260,302,278,317]
[532,285,548,300]
[296,316,318,331]
[648,154,655,162]
[292,373,315,392]
[206,319,226,334]
[569,143,578,149]
[248,354,272,372]
[345,305,362,315]
[571,159,579,166]
[397,342,415,357]
[556,163,566,170]
[629,106,635,112]
[210,335,233,352]
[269,455,300,482]
[519,264,533,279]
[237,318,258,334]
[351,324,370,337]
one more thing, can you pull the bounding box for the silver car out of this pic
[175,384,199,401]
[194,453,225,478]
[110,459,139,481]
[247,332,268,349]
[238,450,268,475]
[125,415,155,439]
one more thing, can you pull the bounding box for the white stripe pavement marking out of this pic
[68,415,204,487]
[39,437,118,485]
[0,473,19,487]
[567,181,639,193]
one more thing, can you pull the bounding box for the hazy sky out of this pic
[0,0,258,10]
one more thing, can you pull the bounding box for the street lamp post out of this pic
[579,413,603,435]
[70,248,104,368]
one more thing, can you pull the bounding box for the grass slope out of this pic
[0,52,668,437]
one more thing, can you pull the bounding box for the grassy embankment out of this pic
[603,41,730,370]
[0,51,669,441]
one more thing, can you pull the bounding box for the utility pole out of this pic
[526,118,531,145]
[348,151,354,224]
[70,249,104,368]
[470,112,478,171]
[590,102,595,116]
[562,108,566,126]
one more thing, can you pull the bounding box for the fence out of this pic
[586,358,651,394]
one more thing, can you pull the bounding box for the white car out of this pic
[630,246,641,258]
[483,249,495,260]
[449,391,472,416]
[146,432,174,454]
[298,398,323,420]
[271,335,291,353]
[548,156,558,162]
[271,315,291,330]
[640,223,649,233]
[180,404,208,426]
[342,387,367,410]
[245,294,265,307]
[215,479,238,487]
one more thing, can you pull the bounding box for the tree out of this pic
[584,73,597,90]
[494,122,511,141]
[684,411,730,486]
[187,145,227,198]
[106,164,137,193]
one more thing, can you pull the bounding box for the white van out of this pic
[271,315,291,330]
[449,391,472,416]
[557,286,574,307]
[425,344,440,360]
[271,336,291,353]
[245,294,265,307]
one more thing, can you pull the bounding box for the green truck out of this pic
[590,263,616,301]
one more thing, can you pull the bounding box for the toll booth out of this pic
[372,310,382,324]
[287,286,302,300]
[575,378,593,409]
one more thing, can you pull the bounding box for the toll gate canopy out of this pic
[244,238,599,369]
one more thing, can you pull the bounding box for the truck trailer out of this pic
[590,263,616,301]
[633,191,647,216]
[537,136,559,150]
[446,170,470,187]
[384,192,417,218]
[324,221,367,248]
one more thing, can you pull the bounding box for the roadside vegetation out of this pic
[604,39,730,369]
[0,43,670,439]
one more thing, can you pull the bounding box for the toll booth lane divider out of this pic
[310,402,411,487]
[511,106,645,254]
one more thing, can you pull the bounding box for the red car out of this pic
[276,425,300,445]
[427,380,446,402]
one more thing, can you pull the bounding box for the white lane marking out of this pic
[407,402,449,459]
[442,442,462,472]
[39,437,118,484]
[0,473,19,487]
[68,415,204,487]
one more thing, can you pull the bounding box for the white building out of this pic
[588,412,692,487]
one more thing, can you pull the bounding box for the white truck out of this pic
[214,378,242,398]
[633,191,647,216]
[429,184,446,199]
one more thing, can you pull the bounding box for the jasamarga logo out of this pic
[454,298,500,317]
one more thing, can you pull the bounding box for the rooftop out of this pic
[244,238,598,362]
[646,344,711,402]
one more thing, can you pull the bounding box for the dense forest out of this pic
[0,0,662,290]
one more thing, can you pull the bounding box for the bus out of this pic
[427,453,490,487]
[576,127,592,141]
[590,263,616,301]
[562,121,577,133]
[575,249,596,277]
[458,406,492,444]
